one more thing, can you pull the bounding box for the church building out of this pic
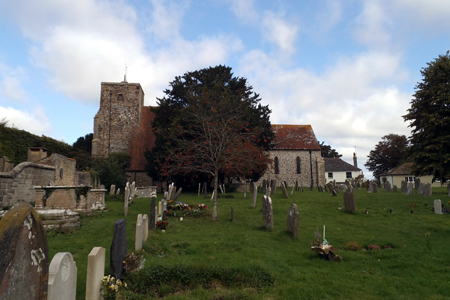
[92,81,324,188]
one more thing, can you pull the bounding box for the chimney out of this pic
[353,153,358,168]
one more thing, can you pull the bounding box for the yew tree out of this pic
[403,52,450,182]
[146,65,273,221]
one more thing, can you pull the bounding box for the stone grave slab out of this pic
[135,214,143,251]
[262,195,274,231]
[343,187,356,213]
[85,247,105,300]
[434,199,443,214]
[110,219,127,280]
[286,203,299,238]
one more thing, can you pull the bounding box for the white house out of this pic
[324,156,361,183]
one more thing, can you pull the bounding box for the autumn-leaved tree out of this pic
[364,134,409,179]
[145,65,273,221]
[403,51,450,182]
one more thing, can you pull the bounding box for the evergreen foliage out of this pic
[403,51,450,182]
[319,141,342,158]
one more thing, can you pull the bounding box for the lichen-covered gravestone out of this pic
[286,203,299,238]
[262,195,274,231]
[343,187,356,213]
[0,203,49,300]
[281,182,289,198]
[110,219,127,280]
[252,185,258,207]
[48,252,77,300]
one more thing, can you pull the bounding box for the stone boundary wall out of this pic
[257,150,325,187]
[0,162,55,207]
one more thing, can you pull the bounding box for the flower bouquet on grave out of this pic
[410,203,417,214]
[198,203,208,210]
[101,275,127,300]
[156,221,169,230]
[310,226,342,261]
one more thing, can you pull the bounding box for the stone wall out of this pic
[92,82,144,157]
[257,150,325,187]
[38,153,78,186]
[0,162,55,207]
[0,156,14,172]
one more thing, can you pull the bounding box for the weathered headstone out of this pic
[48,252,77,300]
[85,247,105,300]
[110,184,116,195]
[110,219,127,280]
[270,179,277,195]
[198,183,201,196]
[406,182,414,195]
[0,203,49,300]
[124,191,129,216]
[415,178,421,190]
[343,187,356,213]
[142,214,149,241]
[162,199,167,213]
[261,179,267,193]
[401,180,407,194]
[135,214,143,251]
[324,184,329,193]
[252,184,258,207]
[372,183,379,193]
[286,203,299,238]
[294,180,299,191]
[290,185,294,196]
[434,199,443,214]
[173,187,182,201]
[331,187,338,196]
[393,185,398,192]
[417,183,424,195]
[424,183,432,197]
[340,184,348,193]
[125,184,130,204]
[158,201,162,215]
[265,186,271,197]
[150,197,156,230]
[262,195,274,231]
[116,188,120,195]
[385,181,391,192]
[281,182,289,198]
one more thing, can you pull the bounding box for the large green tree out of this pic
[319,141,342,158]
[145,65,273,221]
[365,134,409,179]
[403,52,450,182]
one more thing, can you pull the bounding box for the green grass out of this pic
[48,187,450,299]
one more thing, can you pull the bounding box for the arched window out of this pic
[296,157,301,174]
[274,157,279,174]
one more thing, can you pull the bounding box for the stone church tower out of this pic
[92,81,144,157]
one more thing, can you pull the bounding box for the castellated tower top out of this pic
[92,82,145,157]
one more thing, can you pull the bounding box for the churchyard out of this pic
[3,185,450,299]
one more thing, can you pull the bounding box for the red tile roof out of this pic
[272,125,321,150]
[127,107,156,171]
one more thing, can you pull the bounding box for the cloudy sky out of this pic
[1,0,449,179]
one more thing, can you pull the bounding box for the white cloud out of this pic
[0,106,52,135]
[262,11,298,55]
[225,0,259,24]
[0,63,28,102]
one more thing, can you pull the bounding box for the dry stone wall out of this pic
[0,162,55,207]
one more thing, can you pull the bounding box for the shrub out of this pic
[367,244,381,250]
[344,241,363,251]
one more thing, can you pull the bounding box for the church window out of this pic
[274,157,279,174]
[118,94,124,101]
[296,157,301,174]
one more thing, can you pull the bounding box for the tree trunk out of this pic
[212,168,219,221]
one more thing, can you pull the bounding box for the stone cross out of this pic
[48,252,77,300]
[286,203,299,238]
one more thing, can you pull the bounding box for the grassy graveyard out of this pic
[48,187,450,299]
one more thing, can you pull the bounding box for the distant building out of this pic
[324,156,361,183]
[380,162,442,188]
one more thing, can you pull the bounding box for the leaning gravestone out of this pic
[110,219,127,280]
[173,187,182,201]
[367,182,373,193]
[286,203,299,239]
[262,195,274,231]
[434,199,443,214]
[343,187,356,213]
[281,182,289,198]
[48,252,77,300]
[0,203,49,300]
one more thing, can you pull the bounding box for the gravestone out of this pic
[310,182,314,191]
[367,182,373,193]
[48,252,77,300]
[343,187,356,213]
[110,184,116,195]
[162,199,167,213]
[262,195,274,231]
[270,179,277,195]
[158,201,162,215]
[393,185,398,192]
[262,180,267,193]
[110,219,127,280]
[85,247,105,300]
[406,182,414,195]
[142,214,149,241]
[417,183,424,195]
[150,197,156,230]
[324,184,329,193]
[231,206,234,222]
[340,184,348,193]
[286,203,299,238]
[124,190,129,216]
[415,178,421,190]
[198,183,201,196]
[434,199,443,214]
[385,181,391,192]
[281,182,289,198]
[130,181,136,200]
[331,187,338,196]
[125,182,130,203]
[173,187,182,201]
[0,203,49,300]
[372,183,379,193]
[265,186,271,197]
[116,188,120,195]
[252,184,258,207]
[290,185,294,196]
[424,183,432,197]
[135,214,143,251]
[401,180,407,194]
